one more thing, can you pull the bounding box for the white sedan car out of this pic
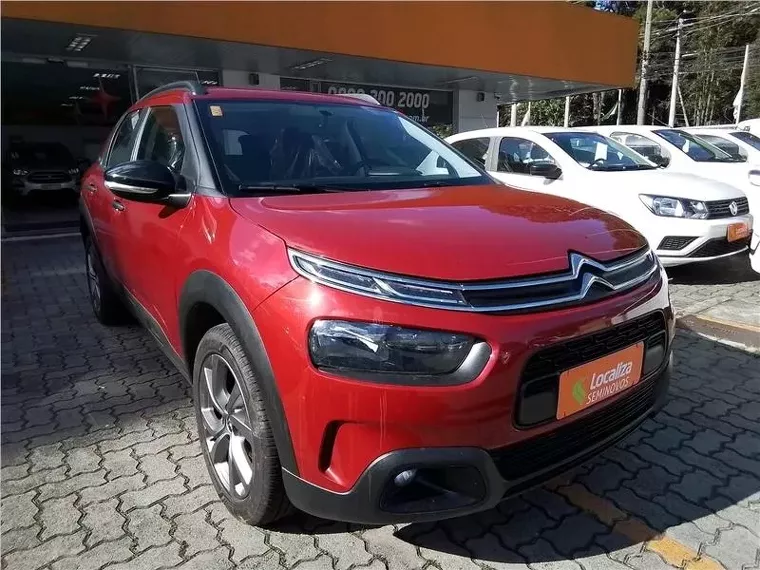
[686,127,760,165]
[447,127,753,267]
[584,124,760,273]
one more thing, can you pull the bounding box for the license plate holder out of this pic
[727,222,749,243]
[556,342,644,420]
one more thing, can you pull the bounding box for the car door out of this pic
[81,108,143,280]
[113,104,193,334]
[490,136,564,195]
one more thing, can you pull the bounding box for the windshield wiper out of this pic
[237,183,364,194]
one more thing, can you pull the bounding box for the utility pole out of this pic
[510,103,518,127]
[521,102,531,126]
[736,44,750,124]
[677,86,689,127]
[616,89,623,125]
[564,96,571,127]
[668,14,684,127]
[637,0,653,125]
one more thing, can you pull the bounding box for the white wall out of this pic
[221,70,280,90]
[453,90,498,133]
[2,125,112,161]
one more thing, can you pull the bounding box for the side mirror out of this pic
[105,160,184,205]
[529,162,562,180]
[649,154,670,168]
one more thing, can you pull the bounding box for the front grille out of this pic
[705,197,749,219]
[522,312,665,381]
[460,248,658,313]
[689,236,750,258]
[492,370,659,483]
[658,236,696,251]
[27,171,70,183]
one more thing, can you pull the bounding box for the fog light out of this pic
[394,469,417,487]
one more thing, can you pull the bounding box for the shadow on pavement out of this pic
[666,254,759,286]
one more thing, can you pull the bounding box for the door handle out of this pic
[86,183,97,193]
[111,200,125,212]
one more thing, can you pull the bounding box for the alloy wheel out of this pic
[199,353,255,499]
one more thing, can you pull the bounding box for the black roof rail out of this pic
[138,80,206,102]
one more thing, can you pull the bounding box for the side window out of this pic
[497,137,555,175]
[136,106,186,171]
[451,137,490,168]
[105,110,141,168]
[610,132,668,162]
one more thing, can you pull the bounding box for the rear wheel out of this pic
[84,236,127,325]
[193,323,292,526]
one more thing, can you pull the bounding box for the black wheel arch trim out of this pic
[178,270,299,475]
[79,197,95,245]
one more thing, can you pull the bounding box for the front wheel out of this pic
[84,236,127,325]
[193,323,292,526]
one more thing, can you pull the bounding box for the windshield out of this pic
[653,129,742,163]
[7,143,74,165]
[195,99,489,195]
[730,130,760,151]
[545,131,656,171]
[695,134,746,160]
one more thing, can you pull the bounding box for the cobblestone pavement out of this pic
[2,237,759,570]
[667,255,760,319]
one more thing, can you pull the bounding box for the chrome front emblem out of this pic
[729,201,738,216]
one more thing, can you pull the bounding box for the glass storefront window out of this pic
[134,67,219,98]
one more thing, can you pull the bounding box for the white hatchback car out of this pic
[447,127,753,267]
[584,125,760,273]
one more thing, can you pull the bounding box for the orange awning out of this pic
[2,1,639,88]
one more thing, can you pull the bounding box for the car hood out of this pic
[665,162,757,196]
[230,184,646,281]
[597,170,746,200]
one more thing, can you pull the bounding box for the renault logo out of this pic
[729,201,738,216]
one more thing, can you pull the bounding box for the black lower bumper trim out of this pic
[283,359,671,524]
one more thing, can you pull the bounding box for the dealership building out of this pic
[1,1,638,232]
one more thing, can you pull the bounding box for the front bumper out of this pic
[283,357,671,524]
[11,178,77,194]
[649,214,753,266]
[254,261,673,497]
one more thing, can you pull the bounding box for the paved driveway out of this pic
[2,237,758,570]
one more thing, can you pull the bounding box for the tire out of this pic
[84,236,128,325]
[193,323,292,526]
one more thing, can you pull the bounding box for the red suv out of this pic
[80,82,674,526]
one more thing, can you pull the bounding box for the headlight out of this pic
[12,169,28,176]
[749,170,760,187]
[289,249,467,308]
[67,167,79,175]
[308,320,489,385]
[639,195,708,219]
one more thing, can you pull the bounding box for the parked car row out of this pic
[447,124,759,274]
